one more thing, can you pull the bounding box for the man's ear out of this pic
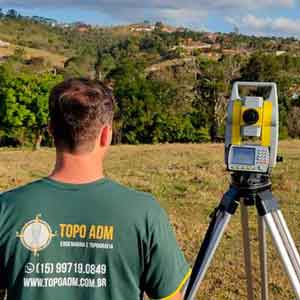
[100,126,112,147]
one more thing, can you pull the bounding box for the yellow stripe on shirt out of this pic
[157,269,192,300]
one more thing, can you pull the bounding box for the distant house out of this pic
[202,52,222,60]
[202,32,219,43]
[276,50,287,56]
[160,25,176,33]
[74,23,91,33]
[77,26,90,33]
[222,49,238,55]
[130,24,155,32]
[171,40,212,54]
[60,23,71,28]
[222,48,250,56]
[176,27,186,33]
[0,40,10,48]
[130,23,177,33]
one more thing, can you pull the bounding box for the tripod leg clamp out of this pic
[256,190,279,216]
[219,186,240,215]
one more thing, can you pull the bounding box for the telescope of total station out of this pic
[184,82,300,300]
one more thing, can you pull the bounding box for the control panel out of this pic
[228,145,270,173]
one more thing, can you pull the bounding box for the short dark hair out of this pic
[49,78,115,153]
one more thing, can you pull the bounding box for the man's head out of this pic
[49,78,114,154]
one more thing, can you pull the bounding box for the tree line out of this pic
[1,51,300,148]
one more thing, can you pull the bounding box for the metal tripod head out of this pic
[230,172,272,205]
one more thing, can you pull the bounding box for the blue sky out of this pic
[0,0,300,37]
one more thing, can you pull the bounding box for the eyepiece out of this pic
[243,109,259,125]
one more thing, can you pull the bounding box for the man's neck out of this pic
[49,150,104,184]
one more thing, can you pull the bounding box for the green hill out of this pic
[0,11,300,147]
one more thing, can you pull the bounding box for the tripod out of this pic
[184,172,300,300]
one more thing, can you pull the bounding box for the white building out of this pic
[0,40,10,48]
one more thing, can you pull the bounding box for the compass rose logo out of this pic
[16,214,56,256]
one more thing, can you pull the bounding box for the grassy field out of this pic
[0,141,300,299]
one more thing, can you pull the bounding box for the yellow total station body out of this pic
[231,100,273,147]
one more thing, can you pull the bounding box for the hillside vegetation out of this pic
[0,10,300,148]
[0,43,66,67]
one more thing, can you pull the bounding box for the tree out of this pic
[6,9,18,18]
[109,58,205,144]
[240,52,280,82]
[63,55,94,78]
[109,59,157,143]
[0,68,62,148]
[194,57,241,142]
[155,21,164,32]
[287,107,300,138]
[240,52,293,135]
[139,34,168,56]
[94,44,115,81]
[95,46,104,81]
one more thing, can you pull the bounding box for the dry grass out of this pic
[1,141,300,299]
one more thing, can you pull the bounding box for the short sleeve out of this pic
[143,207,190,299]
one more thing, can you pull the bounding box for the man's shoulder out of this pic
[0,179,44,206]
[106,179,163,212]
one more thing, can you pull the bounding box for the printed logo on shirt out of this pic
[17,215,115,253]
[16,214,57,256]
[58,224,114,250]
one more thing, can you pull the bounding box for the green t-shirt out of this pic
[0,178,190,300]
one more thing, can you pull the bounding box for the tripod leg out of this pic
[276,210,300,278]
[241,200,254,300]
[184,210,232,300]
[258,216,268,300]
[257,190,300,299]
[264,212,300,299]
[184,187,239,300]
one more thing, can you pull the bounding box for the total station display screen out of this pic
[232,147,256,165]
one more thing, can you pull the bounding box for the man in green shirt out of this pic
[0,78,190,300]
